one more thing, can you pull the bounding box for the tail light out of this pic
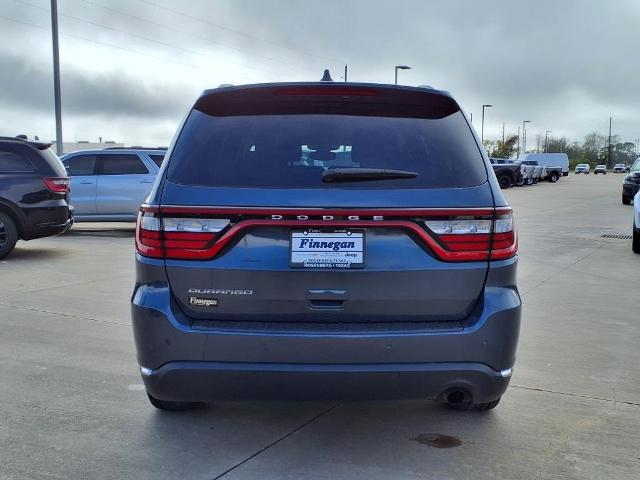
[136,206,517,262]
[425,211,516,261]
[136,209,230,259]
[43,177,70,193]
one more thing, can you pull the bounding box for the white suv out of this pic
[575,164,590,174]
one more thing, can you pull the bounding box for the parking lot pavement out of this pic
[0,174,638,479]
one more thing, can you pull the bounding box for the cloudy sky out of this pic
[1,0,639,147]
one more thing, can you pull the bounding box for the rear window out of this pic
[0,148,34,172]
[167,99,486,189]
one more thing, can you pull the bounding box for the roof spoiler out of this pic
[0,136,52,150]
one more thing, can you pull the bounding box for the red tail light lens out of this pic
[136,210,230,259]
[43,177,70,193]
[425,212,517,261]
[489,214,517,260]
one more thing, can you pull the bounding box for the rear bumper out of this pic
[25,216,73,239]
[21,204,72,240]
[141,361,512,403]
[131,257,521,403]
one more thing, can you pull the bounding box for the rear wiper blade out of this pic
[321,168,418,183]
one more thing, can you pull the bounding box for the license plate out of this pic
[290,229,364,269]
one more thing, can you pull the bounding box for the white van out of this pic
[519,153,569,176]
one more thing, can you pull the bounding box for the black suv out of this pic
[0,137,73,259]
[622,157,640,205]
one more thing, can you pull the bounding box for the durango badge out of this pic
[189,297,218,307]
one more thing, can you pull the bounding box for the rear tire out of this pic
[473,398,501,411]
[0,212,18,260]
[498,174,512,189]
[549,172,559,182]
[622,195,631,205]
[147,393,200,411]
[446,397,501,411]
[633,224,640,254]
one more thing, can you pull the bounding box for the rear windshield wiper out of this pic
[321,168,418,183]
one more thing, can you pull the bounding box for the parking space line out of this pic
[210,403,340,480]
[0,302,129,327]
[511,384,640,407]
[0,274,131,300]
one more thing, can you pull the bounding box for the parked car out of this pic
[633,190,640,253]
[613,163,627,173]
[132,80,521,412]
[622,158,640,205]
[489,158,523,188]
[60,148,165,221]
[594,165,607,175]
[520,159,562,182]
[575,163,590,174]
[0,136,72,259]
[519,153,569,176]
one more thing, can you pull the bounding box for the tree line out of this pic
[483,133,638,168]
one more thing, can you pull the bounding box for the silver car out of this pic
[575,163,590,174]
[61,148,165,221]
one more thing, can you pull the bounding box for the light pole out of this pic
[522,120,531,154]
[607,116,613,168]
[51,0,63,155]
[544,130,551,152]
[481,104,492,143]
[502,122,505,143]
[394,65,411,85]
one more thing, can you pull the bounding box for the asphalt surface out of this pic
[1,173,638,480]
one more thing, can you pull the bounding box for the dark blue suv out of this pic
[132,81,521,411]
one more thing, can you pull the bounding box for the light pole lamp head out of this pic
[395,65,411,70]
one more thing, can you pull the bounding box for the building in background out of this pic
[52,140,124,153]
